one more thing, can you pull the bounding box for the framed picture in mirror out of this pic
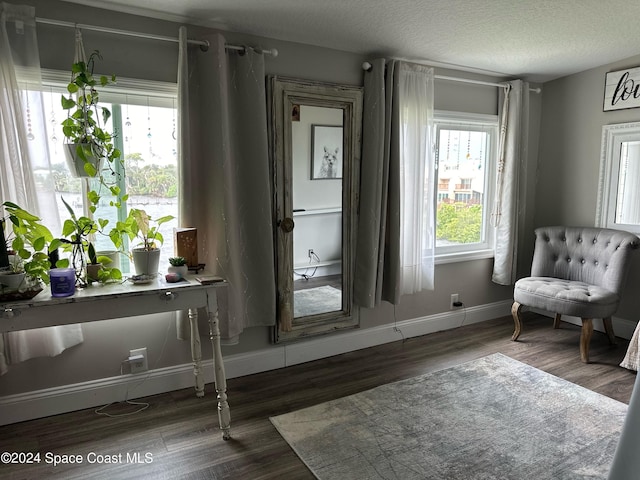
[311,124,343,179]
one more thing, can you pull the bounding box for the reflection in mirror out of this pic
[292,106,343,318]
[615,141,640,225]
[597,122,640,234]
[269,77,363,342]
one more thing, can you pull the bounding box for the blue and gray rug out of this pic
[271,353,627,479]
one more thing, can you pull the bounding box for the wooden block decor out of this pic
[174,228,198,267]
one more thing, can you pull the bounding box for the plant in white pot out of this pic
[1,202,60,295]
[109,208,174,277]
[61,50,120,178]
[167,256,188,279]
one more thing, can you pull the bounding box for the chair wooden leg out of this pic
[580,318,594,363]
[603,317,617,345]
[553,313,562,329]
[511,302,523,341]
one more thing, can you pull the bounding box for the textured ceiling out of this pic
[62,0,640,83]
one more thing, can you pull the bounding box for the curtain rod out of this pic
[361,61,541,94]
[35,17,279,56]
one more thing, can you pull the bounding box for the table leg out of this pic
[207,291,231,440]
[188,308,205,397]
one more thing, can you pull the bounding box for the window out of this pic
[40,70,179,273]
[434,111,498,262]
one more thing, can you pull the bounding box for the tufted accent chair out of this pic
[512,226,638,363]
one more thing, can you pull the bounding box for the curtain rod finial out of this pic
[270,48,279,58]
[362,61,372,72]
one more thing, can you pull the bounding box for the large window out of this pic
[434,111,498,262]
[41,70,179,273]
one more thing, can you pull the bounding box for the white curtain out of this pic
[354,59,435,307]
[0,2,82,374]
[491,80,529,285]
[397,62,435,294]
[176,28,276,341]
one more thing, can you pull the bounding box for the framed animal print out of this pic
[310,124,343,179]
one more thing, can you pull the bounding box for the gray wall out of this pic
[2,0,532,397]
[536,54,640,321]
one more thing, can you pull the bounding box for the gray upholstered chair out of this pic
[512,226,638,363]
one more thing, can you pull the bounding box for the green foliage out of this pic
[169,256,186,266]
[2,202,58,284]
[61,50,121,173]
[109,208,174,251]
[436,202,483,244]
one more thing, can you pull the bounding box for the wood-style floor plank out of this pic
[0,313,636,479]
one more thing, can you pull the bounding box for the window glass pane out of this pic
[41,85,178,274]
[436,127,489,248]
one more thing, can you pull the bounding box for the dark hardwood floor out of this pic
[0,312,636,479]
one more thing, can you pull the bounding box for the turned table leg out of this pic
[188,307,205,397]
[207,290,231,440]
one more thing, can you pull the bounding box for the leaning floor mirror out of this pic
[268,76,363,342]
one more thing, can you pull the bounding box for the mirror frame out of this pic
[596,121,640,234]
[269,76,363,343]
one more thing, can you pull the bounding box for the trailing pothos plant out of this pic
[61,50,120,178]
[2,202,61,285]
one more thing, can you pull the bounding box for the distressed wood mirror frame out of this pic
[269,76,363,343]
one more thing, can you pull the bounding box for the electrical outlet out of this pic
[129,347,148,374]
[308,249,314,259]
[450,293,459,310]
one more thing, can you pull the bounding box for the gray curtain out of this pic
[177,30,276,341]
[354,59,397,307]
[491,79,529,285]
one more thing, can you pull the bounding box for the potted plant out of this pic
[168,256,188,279]
[1,202,60,294]
[109,208,174,276]
[61,50,120,178]
[58,196,121,286]
[85,241,122,284]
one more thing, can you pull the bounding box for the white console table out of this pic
[0,275,231,440]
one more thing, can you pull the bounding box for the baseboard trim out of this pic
[0,300,512,426]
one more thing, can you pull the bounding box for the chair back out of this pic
[531,226,638,295]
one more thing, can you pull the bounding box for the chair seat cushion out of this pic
[514,276,619,319]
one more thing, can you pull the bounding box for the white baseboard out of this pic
[0,300,511,426]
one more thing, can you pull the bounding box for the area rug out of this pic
[293,285,342,317]
[270,353,627,479]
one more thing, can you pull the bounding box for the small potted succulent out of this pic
[168,256,188,279]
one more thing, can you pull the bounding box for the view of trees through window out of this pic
[41,88,179,273]
[435,122,494,250]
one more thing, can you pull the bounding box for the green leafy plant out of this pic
[61,50,120,177]
[59,197,121,285]
[110,208,174,252]
[168,256,186,266]
[2,202,60,285]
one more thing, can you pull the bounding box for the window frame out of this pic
[433,110,498,264]
[39,69,179,270]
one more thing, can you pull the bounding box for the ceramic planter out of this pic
[86,263,102,282]
[132,248,161,276]
[168,264,188,278]
[0,271,25,289]
[63,143,104,177]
